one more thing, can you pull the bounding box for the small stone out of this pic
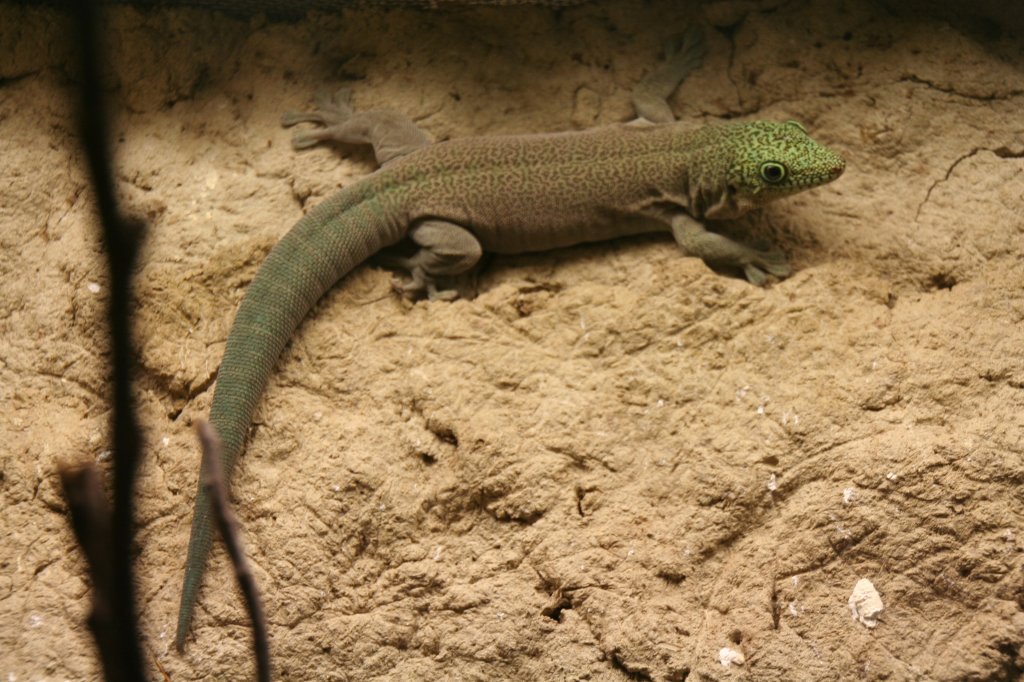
[848,578,884,628]
[719,646,745,667]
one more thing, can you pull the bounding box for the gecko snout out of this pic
[829,157,846,180]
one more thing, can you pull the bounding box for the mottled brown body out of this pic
[380,124,684,253]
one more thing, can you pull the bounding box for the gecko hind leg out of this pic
[377,220,483,301]
[632,25,707,124]
[282,88,431,165]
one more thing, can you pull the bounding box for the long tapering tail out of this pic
[176,181,404,651]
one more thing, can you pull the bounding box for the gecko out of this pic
[175,28,844,650]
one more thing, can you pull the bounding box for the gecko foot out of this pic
[632,25,706,123]
[390,274,460,302]
[742,248,791,285]
[281,89,356,150]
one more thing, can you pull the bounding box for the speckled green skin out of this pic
[176,118,844,650]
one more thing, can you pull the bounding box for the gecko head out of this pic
[722,120,845,207]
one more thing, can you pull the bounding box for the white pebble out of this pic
[719,647,745,667]
[849,578,884,628]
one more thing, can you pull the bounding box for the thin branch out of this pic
[59,0,149,680]
[196,421,271,682]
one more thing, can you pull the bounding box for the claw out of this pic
[755,249,792,279]
[280,110,314,127]
[281,87,356,137]
[743,249,790,285]
[743,264,768,286]
[426,283,459,301]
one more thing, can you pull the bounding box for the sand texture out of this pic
[1,1,1022,679]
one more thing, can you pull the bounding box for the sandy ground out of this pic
[2,1,1023,680]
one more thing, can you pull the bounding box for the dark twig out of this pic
[196,421,271,682]
[58,467,116,655]
[58,0,149,680]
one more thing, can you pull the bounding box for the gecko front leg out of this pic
[670,213,791,285]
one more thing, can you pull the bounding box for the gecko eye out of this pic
[760,162,787,183]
